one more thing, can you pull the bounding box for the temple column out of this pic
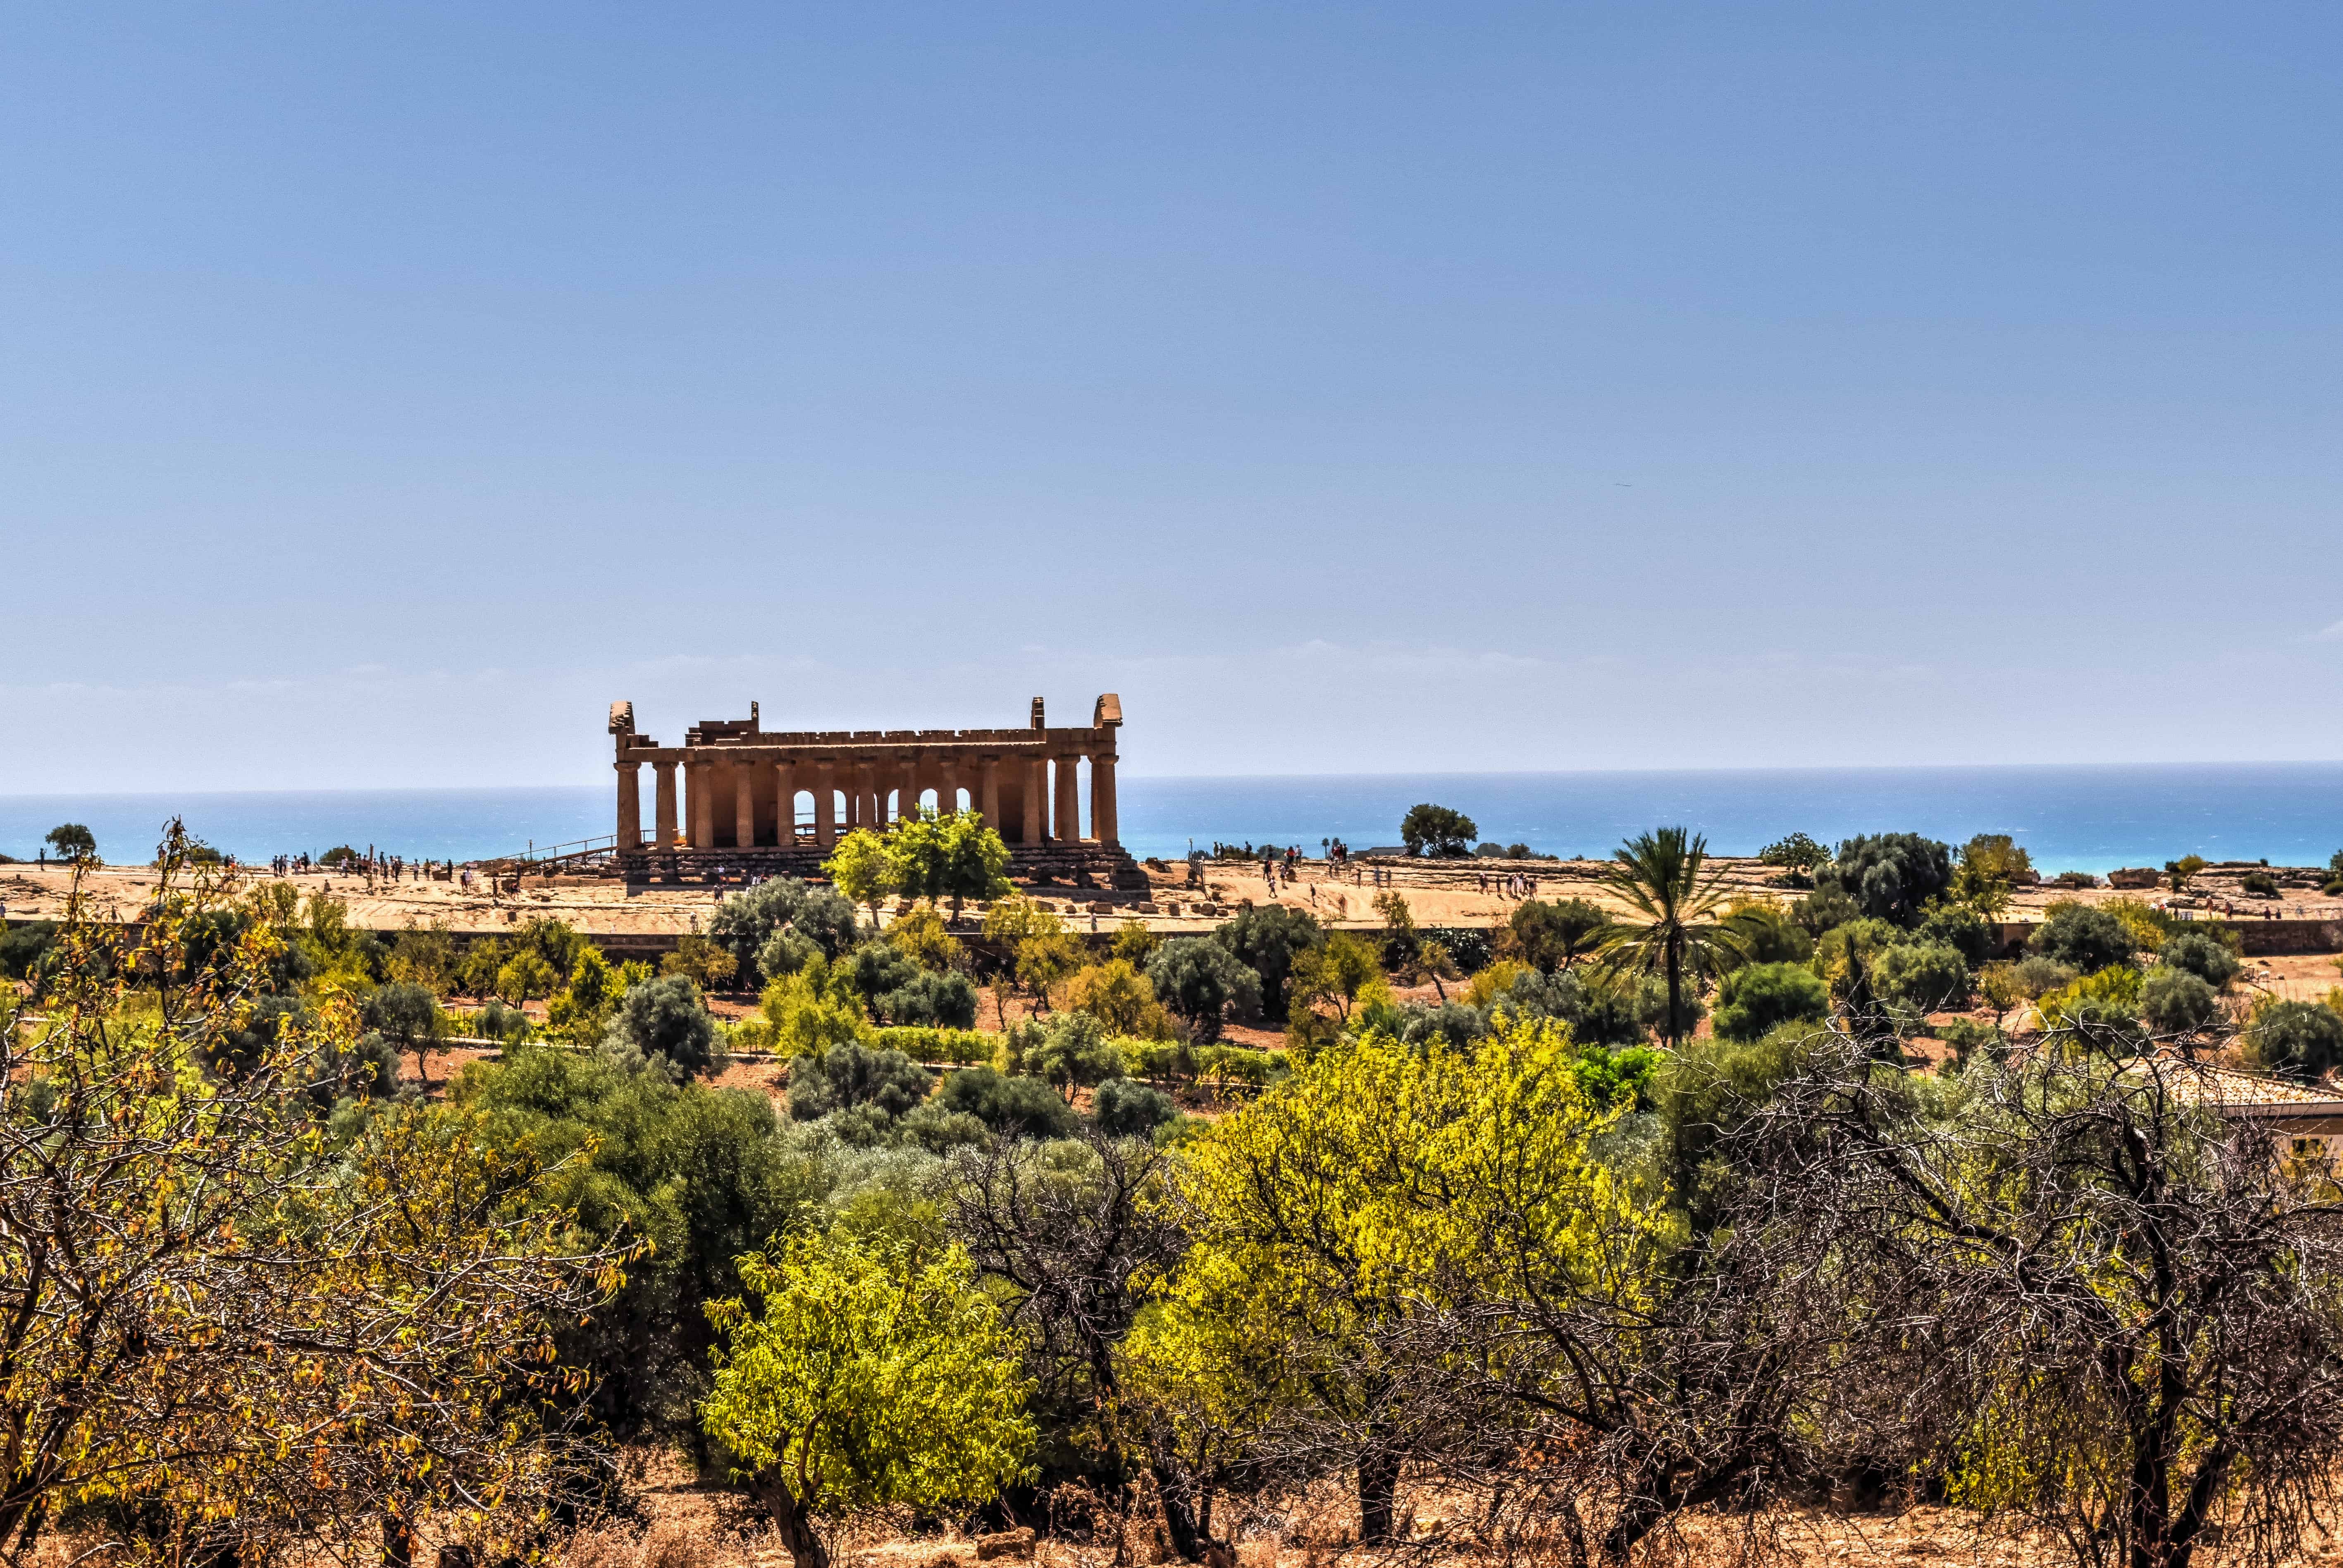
[689,762,713,849]
[1024,758,1046,844]
[1055,753,1081,845]
[734,759,756,850]
[654,761,677,849]
[616,761,642,850]
[1091,752,1118,846]
[980,757,1000,831]
[900,754,921,823]
[940,757,962,817]
[854,762,877,832]
[775,760,797,845]
[814,763,836,848]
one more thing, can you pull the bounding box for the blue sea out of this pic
[4,764,2341,874]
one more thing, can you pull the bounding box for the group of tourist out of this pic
[1481,869,1542,899]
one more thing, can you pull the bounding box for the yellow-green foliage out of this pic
[759,956,868,1060]
[2036,965,2145,1031]
[701,1231,1033,1518]
[546,944,623,1039]
[823,829,897,916]
[1125,1017,1669,1444]
[1462,958,1532,1009]
[865,1026,999,1065]
[1064,958,1173,1039]
[888,905,965,971]
[2101,897,2176,954]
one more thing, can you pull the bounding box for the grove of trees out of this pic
[8,817,2343,1568]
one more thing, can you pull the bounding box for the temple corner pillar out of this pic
[1091,752,1118,847]
[616,760,642,850]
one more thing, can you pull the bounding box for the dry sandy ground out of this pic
[19,852,2332,943]
[543,1450,2343,1568]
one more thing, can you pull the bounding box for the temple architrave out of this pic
[606,694,1146,888]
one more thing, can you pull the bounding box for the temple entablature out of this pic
[608,695,1124,859]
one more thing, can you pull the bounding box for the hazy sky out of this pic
[8,2,2343,790]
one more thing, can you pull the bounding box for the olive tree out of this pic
[1144,937,1261,1043]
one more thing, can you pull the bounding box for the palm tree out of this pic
[1600,826,1747,1046]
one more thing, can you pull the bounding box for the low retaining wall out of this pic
[1990,918,2343,959]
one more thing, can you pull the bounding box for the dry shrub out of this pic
[637,1523,716,1568]
[558,1526,639,1568]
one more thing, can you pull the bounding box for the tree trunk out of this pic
[1148,1439,1207,1562]
[1663,932,1684,1046]
[383,1512,416,1568]
[752,1475,829,1568]
[1357,1443,1401,1545]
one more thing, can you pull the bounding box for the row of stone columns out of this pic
[617,750,1119,852]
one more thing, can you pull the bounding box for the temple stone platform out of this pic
[616,841,1150,891]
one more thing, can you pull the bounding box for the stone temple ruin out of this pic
[608,694,1146,888]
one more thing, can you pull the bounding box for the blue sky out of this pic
[7,2,2343,789]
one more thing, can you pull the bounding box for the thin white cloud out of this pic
[2316,620,2343,643]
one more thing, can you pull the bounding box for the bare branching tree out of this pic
[1716,1029,2343,1568]
[0,824,631,1567]
[945,1132,1202,1550]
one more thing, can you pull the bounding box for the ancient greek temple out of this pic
[607,694,1144,887]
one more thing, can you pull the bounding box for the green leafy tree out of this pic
[1496,897,1610,972]
[703,1232,1034,1568]
[606,974,721,1078]
[41,823,96,864]
[1916,900,1993,966]
[823,829,899,928]
[1873,940,1972,1017]
[1949,833,2033,914]
[495,947,559,1005]
[2158,931,2241,990]
[2248,1000,2343,1082]
[661,932,738,990]
[1286,931,1388,1051]
[1110,917,1160,966]
[933,1066,1078,1140]
[1007,1010,1126,1102]
[361,980,445,1091]
[1144,937,1262,1043]
[1710,962,1828,1043]
[890,809,1014,915]
[759,956,868,1060]
[711,877,861,981]
[1599,827,1746,1047]
[1757,831,1829,883]
[984,895,1080,1013]
[1399,802,1478,858]
[1818,833,1953,927]
[2164,853,2208,893]
[888,905,966,971]
[1093,1077,1178,1136]
[1721,900,1816,966]
[2142,967,2220,1036]
[787,1042,933,1122]
[546,944,624,1041]
[1215,903,1322,1021]
[2028,902,2135,974]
